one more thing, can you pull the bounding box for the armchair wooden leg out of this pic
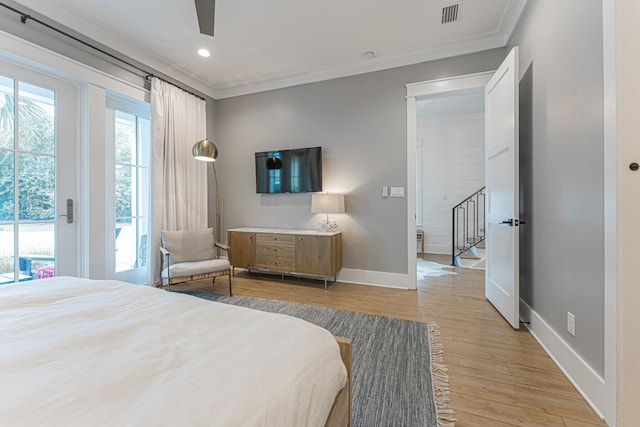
[228,273,233,296]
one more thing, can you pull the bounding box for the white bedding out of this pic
[0,277,347,427]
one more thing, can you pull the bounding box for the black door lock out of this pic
[630,162,639,171]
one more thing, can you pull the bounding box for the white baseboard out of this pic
[337,268,410,289]
[424,244,450,255]
[232,267,411,289]
[519,300,607,421]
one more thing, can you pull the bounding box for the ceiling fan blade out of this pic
[194,0,215,36]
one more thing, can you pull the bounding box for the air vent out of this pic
[442,3,460,24]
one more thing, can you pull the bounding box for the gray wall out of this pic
[214,48,506,274]
[511,0,605,374]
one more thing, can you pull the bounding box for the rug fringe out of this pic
[428,322,456,427]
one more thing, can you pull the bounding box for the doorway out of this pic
[406,72,494,289]
[415,91,485,271]
[0,61,79,284]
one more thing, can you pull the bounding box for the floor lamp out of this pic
[192,139,221,242]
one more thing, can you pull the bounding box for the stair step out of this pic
[457,241,485,251]
[459,254,481,260]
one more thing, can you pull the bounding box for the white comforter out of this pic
[0,277,347,427]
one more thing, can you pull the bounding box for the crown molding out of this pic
[212,35,506,99]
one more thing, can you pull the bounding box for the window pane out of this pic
[115,219,135,272]
[18,153,55,221]
[0,75,15,150]
[115,111,135,164]
[19,222,55,280]
[115,218,148,273]
[0,225,15,284]
[137,166,149,219]
[138,117,150,168]
[0,150,14,221]
[137,218,148,269]
[115,165,132,219]
[112,104,149,276]
[18,82,55,154]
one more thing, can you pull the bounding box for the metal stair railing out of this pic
[451,187,486,266]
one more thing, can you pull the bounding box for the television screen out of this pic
[255,147,323,194]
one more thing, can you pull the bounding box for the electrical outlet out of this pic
[567,312,576,336]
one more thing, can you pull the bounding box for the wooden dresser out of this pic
[228,228,342,288]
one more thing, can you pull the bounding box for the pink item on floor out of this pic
[34,264,55,279]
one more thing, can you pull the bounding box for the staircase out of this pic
[451,187,486,268]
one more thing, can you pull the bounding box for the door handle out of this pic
[58,199,73,224]
[500,219,525,226]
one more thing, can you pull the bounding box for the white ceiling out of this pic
[12,0,527,99]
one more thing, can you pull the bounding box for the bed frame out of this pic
[325,336,352,427]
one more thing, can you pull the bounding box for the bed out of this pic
[0,277,351,426]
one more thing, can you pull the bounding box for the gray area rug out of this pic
[178,292,455,427]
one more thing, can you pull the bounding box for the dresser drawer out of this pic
[255,233,295,247]
[255,233,296,271]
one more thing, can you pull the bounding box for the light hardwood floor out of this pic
[174,254,606,427]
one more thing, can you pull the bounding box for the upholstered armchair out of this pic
[159,228,232,295]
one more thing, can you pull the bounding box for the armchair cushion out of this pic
[161,259,231,279]
[161,228,216,264]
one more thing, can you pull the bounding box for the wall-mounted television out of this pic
[255,146,323,194]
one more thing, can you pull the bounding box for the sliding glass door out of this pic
[0,62,79,284]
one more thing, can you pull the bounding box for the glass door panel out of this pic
[115,218,148,272]
[0,75,15,149]
[18,82,55,154]
[0,151,15,221]
[0,63,78,284]
[18,223,55,279]
[110,101,149,282]
[18,152,55,221]
[0,226,15,284]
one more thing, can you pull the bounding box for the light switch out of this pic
[390,187,405,197]
[382,186,389,198]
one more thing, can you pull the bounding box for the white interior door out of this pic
[485,47,520,329]
[0,61,78,283]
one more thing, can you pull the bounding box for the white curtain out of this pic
[148,78,208,285]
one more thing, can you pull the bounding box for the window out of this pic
[107,95,150,282]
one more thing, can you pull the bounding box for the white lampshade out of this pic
[311,193,345,214]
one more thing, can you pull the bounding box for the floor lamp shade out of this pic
[192,139,218,162]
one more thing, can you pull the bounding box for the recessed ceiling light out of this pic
[198,48,211,58]
[363,51,376,60]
